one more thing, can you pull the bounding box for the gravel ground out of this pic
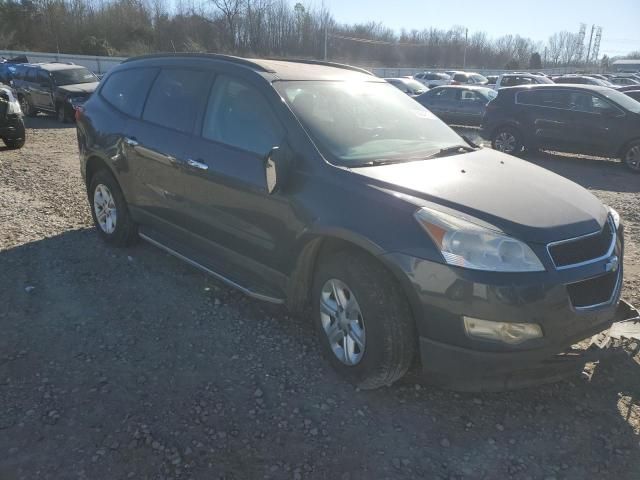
[1,117,639,480]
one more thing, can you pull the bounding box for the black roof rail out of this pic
[264,57,375,76]
[122,52,276,73]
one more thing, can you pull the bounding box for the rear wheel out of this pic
[312,250,416,389]
[88,169,138,246]
[622,140,640,173]
[491,127,523,154]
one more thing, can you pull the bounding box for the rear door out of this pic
[127,67,213,230]
[423,88,459,123]
[515,88,573,150]
[33,70,55,111]
[457,89,486,125]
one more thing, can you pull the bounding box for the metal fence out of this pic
[0,49,599,77]
[0,50,125,74]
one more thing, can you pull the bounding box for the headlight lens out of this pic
[414,207,544,272]
[607,206,620,229]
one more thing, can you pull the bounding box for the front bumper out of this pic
[381,227,630,390]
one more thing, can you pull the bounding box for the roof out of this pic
[501,84,610,93]
[123,53,378,81]
[612,59,640,65]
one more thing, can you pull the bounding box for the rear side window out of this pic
[36,70,50,86]
[100,68,158,118]
[453,74,467,82]
[202,75,283,156]
[143,68,212,133]
[517,89,570,109]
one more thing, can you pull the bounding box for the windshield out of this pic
[471,74,488,83]
[51,67,98,86]
[276,80,463,165]
[601,88,640,113]
[537,76,554,84]
[402,79,427,94]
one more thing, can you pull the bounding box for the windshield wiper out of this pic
[422,144,476,160]
[349,158,413,168]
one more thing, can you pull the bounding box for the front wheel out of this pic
[622,140,640,173]
[3,137,25,149]
[18,96,37,117]
[491,127,523,154]
[88,169,138,246]
[312,250,416,389]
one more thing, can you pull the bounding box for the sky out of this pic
[322,0,640,58]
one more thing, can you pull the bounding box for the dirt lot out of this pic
[1,117,639,480]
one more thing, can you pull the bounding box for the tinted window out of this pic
[143,69,211,133]
[517,89,570,109]
[453,74,467,82]
[101,68,158,118]
[51,67,97,86]
[202,75,283,156]
[568,92,621,115]
[36,70,50,86]
[460,90,481,101]
[433,88,458,100]
[470,74,488,84]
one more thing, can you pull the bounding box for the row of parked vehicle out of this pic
[383,69,640,172]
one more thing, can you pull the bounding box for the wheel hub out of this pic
[319,279,366,366]
[93,184,117,234]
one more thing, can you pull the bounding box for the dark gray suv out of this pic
[76,54,633,390]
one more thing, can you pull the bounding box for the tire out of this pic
[56,104,68,123]
[621,140,640,173]
[491,126,523,155]
[312,250,416,389]
[3,137,25,149]
[88,169,138,246]
[18,95,37,117]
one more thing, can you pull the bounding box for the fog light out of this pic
[463,317,543,345]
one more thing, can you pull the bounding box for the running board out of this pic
[139,232,285,304]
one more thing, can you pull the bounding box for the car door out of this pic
[33,70,55,111]
[516,88,573,151]
[563,90,625,155]
[123,67,214,231]
[176,73,297,283]
[423,88,458,123]
[457,89,485,125]
[23,68,40,107]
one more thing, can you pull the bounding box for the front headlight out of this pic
[607,206,620,230]
[414,207,544,272]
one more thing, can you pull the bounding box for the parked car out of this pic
[615,84,640,93]
[494,73,553,89]
[413,71,451,88]
[384,77,427,97]
[552,75,617,88]
[0,84,25,149]
[624,90,640,102]
[415,85,497,126]
[12,62,99,122]
[447,71,489,85]
[610,76,640,86]
[77,54,633,390]
[482,84,640,172]
[584,74,610,81]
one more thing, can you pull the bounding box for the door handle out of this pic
[186,159,209,171]
[124,137,139,147]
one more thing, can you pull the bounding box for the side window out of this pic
[460,90,479,101]
[501,76,513,87]
[36,70,50,86]
[453,74,467,82]
[101,68,158,118]
[434,88,457,100]
[143,68,212,133]
[517,89,570,109]
[514,76,533,86]
[202,75,284,156]
[25,69,37,82]
[569,92,620,115]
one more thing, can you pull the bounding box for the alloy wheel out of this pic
[494,131,517,153]
[93,184,117,234]
[19,97,30,116]
[625,145,640,171]
[319,279,366,366]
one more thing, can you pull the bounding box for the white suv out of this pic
[413,72,451,88]
[494,73,553,90]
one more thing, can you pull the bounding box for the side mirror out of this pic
[264,143,293,194]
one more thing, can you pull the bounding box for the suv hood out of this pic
[57,82,99,95]
[352,148,607,244]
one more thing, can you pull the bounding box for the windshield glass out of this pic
[601,88,640,113]
[471,74,488,83]
[276,80,463,165]
[537,76,554,84]
[51,67,98,86]
[402,79,427,94]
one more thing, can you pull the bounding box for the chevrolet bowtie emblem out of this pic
[605,256,619,273]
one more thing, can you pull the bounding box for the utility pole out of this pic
[543,47,548,68]
[585,24,595,65]
[324,25,328,60]
[462,28,468,69]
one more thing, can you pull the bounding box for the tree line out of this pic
[0,0,631,69]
